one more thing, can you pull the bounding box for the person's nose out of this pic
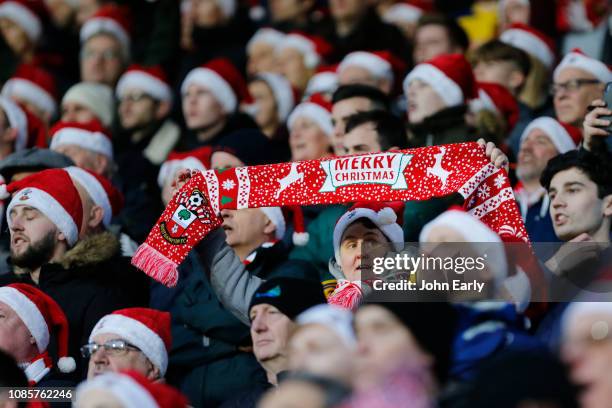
[251,314,267,333]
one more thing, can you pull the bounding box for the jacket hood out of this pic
[328,257,345,281]
[57,231,120,269]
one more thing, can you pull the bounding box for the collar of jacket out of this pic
[50,231,120,271]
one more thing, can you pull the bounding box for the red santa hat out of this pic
[338,51,395,83]
[0,96,27,151]
[157,147,211,188]
[419,207,508,287]
[181,58,251,114]
[470,82,520,132]
[80,4,131,58]
[65,166,124,228]
[75,370,189,408]
[256,205,308,245]
[254,73,297,122]
[333,202,405,265]
[287,93,333,137]
[403,54,477,107]
[0,0,45,43]
[49,120,113,160]
[116,65,172,103]
[553,48,612,83]
[382,1,425,24]
[2,64,57,117]
[519,117,581,154]
[246,27,285,52]
[562,302,612,337]
[89,308,172,376]
[500,23,556,68]
[277,32,332,69]
[556,0,608,33]
[0,284,76,378]
[2,168,83,247]
[304,65,339,98]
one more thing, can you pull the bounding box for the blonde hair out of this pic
[519,55,549,110]
[474,109,508,145]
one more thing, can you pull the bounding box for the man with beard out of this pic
[0,169,148,380]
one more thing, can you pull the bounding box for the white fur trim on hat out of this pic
[333,207,404,265]
[418,210,507,287]
[404,63,463,107]
[382,3,423,24]
[50,128,113,159]
[562,302,612,337]
[89,314,168,375]
[157,157,206,188]
[116,71,172,102]
[259,207,285,240]
[215,0,236,18]
[470,88,499,115]
[0,96,27,152]
[500,28,554,68]
[256,73,295,122]
[247,28,285,53]
[338,51,393,82]
[519,117,576,154]
[0,2,42,42]
[181,67,237,113]
[62,83,114,127]
[553,51,612,83]
[297,304,356,347]
[65,166,112,227]
[2,78,56,117]
[305,72,338,97]
[80,17,130,59]
[0,286,49,352]
[287,102,333,136]
[75,372,158,408]
[7,187,80,246]
[278,34,319,69]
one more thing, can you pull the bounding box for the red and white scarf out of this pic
[132,143,529,287]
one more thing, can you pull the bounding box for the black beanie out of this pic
[363,299,458,384]
[213,129,281,166]
[249,277,327,320]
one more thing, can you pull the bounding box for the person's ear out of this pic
[379,79,393,95]
[508,71,525,93]
[88,205,105,229]
[602,194,612,217]
[155,100,171,120]
[262,217,276,236]
[146,362,161,382]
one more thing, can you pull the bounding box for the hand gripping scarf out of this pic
[132,143,529,287]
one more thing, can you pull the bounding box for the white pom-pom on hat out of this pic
[377,207,397,225]
[58,356,76,373]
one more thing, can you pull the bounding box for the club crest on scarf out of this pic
[159,188,213,245]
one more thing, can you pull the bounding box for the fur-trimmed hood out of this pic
[57,231,120,269]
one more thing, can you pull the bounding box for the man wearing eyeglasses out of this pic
[83,307,171,381]
[552,49,611,129]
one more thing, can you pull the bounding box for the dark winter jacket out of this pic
[408,105,477,147]
[0,232,150,381]
[175,113,259,152]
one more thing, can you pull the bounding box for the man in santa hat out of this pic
[178,57,258,151]
[515,117,581,243]
[0,283,76,385]
[0,96,46,161]
[115,65,179,166]
[403,53,479,147]
[83,308,170,382]
[275,32,332,92]
[79,4,131,86]
[0,169,149,379]
[552,49,611,129]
